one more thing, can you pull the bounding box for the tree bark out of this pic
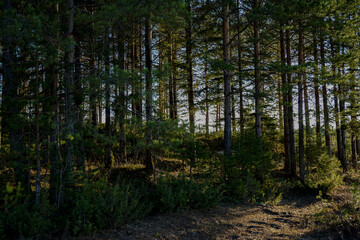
[313,37,321,148]
[237,0,244,134]
[231,81,236,131]
[90,8,97,127]
[35,54,41,204]
[105,30,112,169]
[349,61,357,169]
[280,27,289,171]
[334,84,343,163]
[332,43,343,167]
[64,0,75,184]
[298,20,305,182]
[169,31,178,120]
[186,0,195,134]
[117,28,126,162]
[131,23,142,123]
[47,3,60,206]
[303,75,310,146]
[74,38,85,173]
[320,38,331,156]
[223,2,232,157]
[158,43,164,119]
[286,21,296,178]
[216,81,221,132]
[253,0,262,139]
[145,9,153,172]
[340,65,347,171]
[205,57,209,136]
[2,0,27,188]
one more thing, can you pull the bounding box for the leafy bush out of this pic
[0,174,224,238]
[1,183,54,239]
[70,179,152,235]
[222,132,277,202]
[307,153,343,194]
[304,136,325,165]
[312,180,360,239]
[223,169,263,202]
[153,174,223,212]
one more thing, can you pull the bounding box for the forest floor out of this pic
[81,184,356,240]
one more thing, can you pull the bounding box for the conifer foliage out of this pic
[0,0,359,238]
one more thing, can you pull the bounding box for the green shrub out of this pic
[70,179,152,235]
[312,180,360,239]
[222,132,276,202]
[154,175,223,212]
[223,170,263,202]
[307,153,343,194]
[1,183,54,239]
[305,136,325,165]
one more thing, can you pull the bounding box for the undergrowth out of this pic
[0,132,352,239]
[312,171,360,239]
[0,174,224,239]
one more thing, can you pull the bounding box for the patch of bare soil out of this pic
[80,190,347,240]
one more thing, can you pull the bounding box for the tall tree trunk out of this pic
[98,94,102,124]
[231,46,236,131]
[131,23,142,122]
[47,3,60,206]
[129,29,138,161]
[280,26,289,171]
[334,84,343,163]
[320,38,331,156]
[138,25,143,119]
[145,10,153,172]
[313,37,321,148]
[74,38,85,173]
[64,0,75,184]
[159,45,164,119]
[350,61,357,169]
[298,20,305,182]
[237,0,244,134]
[303,76,310,145]
[105,31,112,169]
[90,8,97,127]
[2,0,27,188]
[131,27,137,118]
[253,0,261,139]
[340,65,347,171]
[186,0,195,134]
[130,23,141,162]
[172,47,178,120]
[278,78,283,133]
[223,2,231,157]
[35,54,41,204]
[205,57,209,136]
[117,29,126,162]
[351,135,356,168]
[340,85,347,171]
[231,82,236,131]
[332,43,343,166]
[286,21,296,178]
[216,81,221,132]
[169,31,177,120]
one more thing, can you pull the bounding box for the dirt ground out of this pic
[81,189,351,240]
